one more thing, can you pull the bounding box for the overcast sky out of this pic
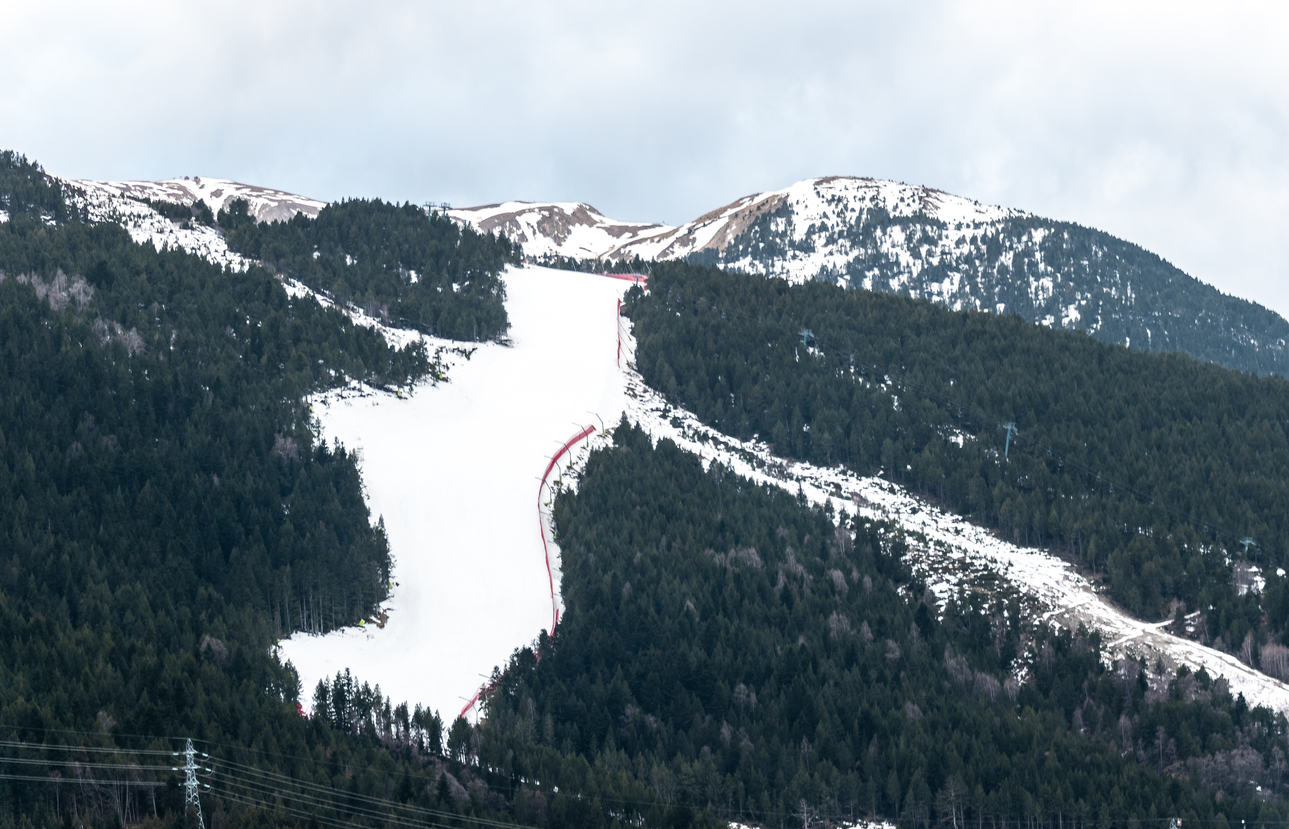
[3,2,1287,316]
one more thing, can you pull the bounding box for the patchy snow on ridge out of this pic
[450,177,1019,270]
[67,182,256,271]
[280,267,631,721]
[68,183,437,366]
[69,176,326,224]
[449,201,674,260]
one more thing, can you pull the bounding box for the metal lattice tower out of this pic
[183,738,205,829]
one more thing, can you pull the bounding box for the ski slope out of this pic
[279,266,630,721]
[280,262,1289,724]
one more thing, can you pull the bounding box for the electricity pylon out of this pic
[183,738,205,829]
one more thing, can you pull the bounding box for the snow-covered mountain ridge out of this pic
[453,176,1289,377]
[70,176,326,224]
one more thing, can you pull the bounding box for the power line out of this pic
[206,754,533,829]
[0,772,161,785]
[0,755,176,773]
[0,739,176,757]
[208,769,458,829]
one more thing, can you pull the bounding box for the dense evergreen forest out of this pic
[0,153,522,828]
[625,261,1289,659]
[480,425,1289,828]
[220,197,518,340]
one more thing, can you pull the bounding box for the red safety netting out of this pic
[460,423,597,720]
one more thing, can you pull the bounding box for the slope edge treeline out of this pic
[627,261,1289,655]
[220,197,518,341]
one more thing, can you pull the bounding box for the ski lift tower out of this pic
[999,422,1018,460]
[800,328,815,349]
[1241,537,1256,557]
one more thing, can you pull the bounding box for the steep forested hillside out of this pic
[626,261,1289,655]
[479,425,1289,828]
[221,197,518,340]
[0,153,520,828]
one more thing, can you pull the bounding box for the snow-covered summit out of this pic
[68,176,326,224]
[449,177,1020,264]
[615,176,1020,263]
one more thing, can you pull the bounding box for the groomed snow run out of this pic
[279,266,630,721]
[284,262,1289,725]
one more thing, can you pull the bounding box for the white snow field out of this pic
[279,266,631,722]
